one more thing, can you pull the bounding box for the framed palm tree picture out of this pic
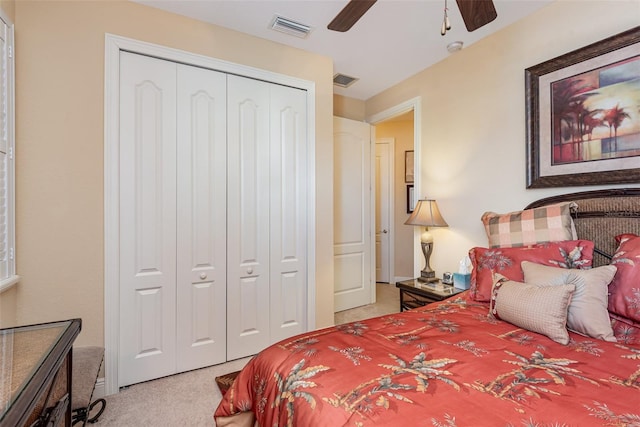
[525,26,640,188]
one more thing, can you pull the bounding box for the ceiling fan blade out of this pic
[328,0,377,32]
[455,0,497,32]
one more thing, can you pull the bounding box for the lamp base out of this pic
[418,271,439,283]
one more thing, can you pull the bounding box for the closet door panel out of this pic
[119,52,177,387]
[227,75,271,359]
[176,64,227,371]
[269,84,308,342]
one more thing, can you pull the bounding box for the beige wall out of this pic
[374,119,414,280]
[334,94,366,121]
[1,0,13,21]
[3,1,335,344]
[366,1,640,276]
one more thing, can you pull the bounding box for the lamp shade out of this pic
[405,199,448,227]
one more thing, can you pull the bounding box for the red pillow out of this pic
[610,312,640,347]
[609,234,640,322]
[469,240,595,302]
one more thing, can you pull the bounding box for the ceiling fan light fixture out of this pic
[270,15,312,38]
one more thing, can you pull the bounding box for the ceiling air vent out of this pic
[270,15,311,38]
[333,73,359,88]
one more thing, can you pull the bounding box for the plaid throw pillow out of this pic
[481,202,577,248]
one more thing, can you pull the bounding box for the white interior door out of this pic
[333,116,375,312]
[375,140,393,283]
[226,75,271,359]
[175,64,227,371]
[119,52,177,387]
[269,84,308,343]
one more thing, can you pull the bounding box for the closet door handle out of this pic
[247,267,254,275]
[199,273,207,280]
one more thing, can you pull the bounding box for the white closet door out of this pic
[176,64,227,371]
[269,84,307,343]
[226,75,271,359]
[119,52,177,387]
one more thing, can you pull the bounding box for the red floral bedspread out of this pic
[215,295,640,426]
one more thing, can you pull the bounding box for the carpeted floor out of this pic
[97,357,251,426]
[335,281,400,325]
[97,282,400,426]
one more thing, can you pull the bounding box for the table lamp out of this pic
[404,199,448,283]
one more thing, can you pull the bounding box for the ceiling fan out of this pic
[327,0,497,33]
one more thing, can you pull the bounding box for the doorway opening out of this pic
[369,97,421,284]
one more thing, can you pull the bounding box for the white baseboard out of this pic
[93,377,106,399]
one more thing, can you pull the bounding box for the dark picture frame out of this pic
[406,185,414,213]
[525,26,640,188]
[404,150,414,183]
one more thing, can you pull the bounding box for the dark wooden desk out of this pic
[0,318,81,426]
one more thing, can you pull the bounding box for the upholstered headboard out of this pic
[525,188,640,267]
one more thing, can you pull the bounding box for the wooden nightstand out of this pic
[396,279,463,311]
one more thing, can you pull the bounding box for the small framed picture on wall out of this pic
[405,150,414,183]
[407,185,414,213]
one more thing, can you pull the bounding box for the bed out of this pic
[214,189,640,426]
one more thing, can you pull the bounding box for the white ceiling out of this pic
[134,0,553,100]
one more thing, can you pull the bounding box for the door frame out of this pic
[104,34,317,395]
[368,98,421,281]
[375,138,395,284]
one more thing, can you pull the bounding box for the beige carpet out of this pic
[97,357,251,426]
[97,283,400,426]
[335,282,400,325]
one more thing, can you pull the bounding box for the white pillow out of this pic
[491,273,575,345]
[521,261,617,342]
